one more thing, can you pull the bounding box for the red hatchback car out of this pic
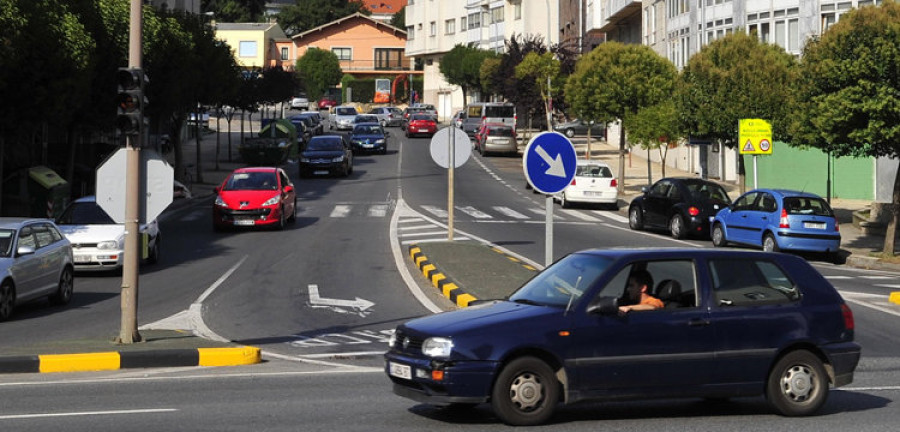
[318,96,338,110]
[213,167,296,231]
[405,114,438,138]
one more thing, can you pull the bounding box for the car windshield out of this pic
[576,164,612,177]
[509,253,612,307]
[488,127,514,137]
[307,139,343,151]
[687,182,731,203]
[57,201,115,225]
[0,229,15,258]
[223,172,278,191]
[336,107,358,116]
[784,197,833,216]
[353,125,383,135]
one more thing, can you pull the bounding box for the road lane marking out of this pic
[0,409,178,420]
[591,210,629,224]
[368,204,389,217]
[330,205,351,217]
[493,206,529,219]
[421,205,448,218]
[456,206,493,219]
[559,209,603,222]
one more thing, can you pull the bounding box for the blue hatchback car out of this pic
[384,248,860,426]
[349,122,388,154]
[711,189,841,258]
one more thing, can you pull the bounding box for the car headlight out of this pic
[97,240,119,250]
[262,194,280,206]
[300,157,310,162]
[375,139,385,144]
[388,332,397,348]
[214,196,227,207]
[422,337,453,358]
[332,155,345,162]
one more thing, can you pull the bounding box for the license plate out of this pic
[803,222,826,229]
[389,362,412,380]
[74,255,91,263]
[584,191,604,197]
[363,144,374,148]
[314,170,329,175]
[234,219,255,226]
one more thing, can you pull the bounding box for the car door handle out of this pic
[688,319,710,327]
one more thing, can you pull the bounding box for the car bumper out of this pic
[776,231,842,252]
[351,142,385,152]
[72,249,124,271]
[483,139,518,153]
[300,161,345,175]
[213,206,281,227]
[823,341,861,387]
[384,353,497,405]
[563,190,618,204]
[408,126,437,135]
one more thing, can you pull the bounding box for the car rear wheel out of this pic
[147,236,160,264]
[49,267,74,306]
[560,192,571,208]
[0,281,15,321]
[491,356,559,426]
[565,128,575,138]
[669,214,686,239]
[763,233,780,252]
[711,224,728,247]
[766,350,828,416]
[629,206,644,230]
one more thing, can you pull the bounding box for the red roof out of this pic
[365,0,406,15]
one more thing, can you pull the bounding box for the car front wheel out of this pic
[766,350,829,416]
[491,356,559,426]
[629,206,644,230]
[0,281,15,321]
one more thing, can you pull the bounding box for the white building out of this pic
[405,0,559,121]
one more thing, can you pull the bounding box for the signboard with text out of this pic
[738,119,773,155]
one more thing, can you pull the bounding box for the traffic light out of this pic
[116,67,147,136]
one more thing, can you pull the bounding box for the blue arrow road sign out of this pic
[523,132,577,195]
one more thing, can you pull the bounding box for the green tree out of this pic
[202,0,266,23]
[565,42,678,192]
[440,44,496,104]
[515,52,560,131]
[296,48,343,100]
[678,31,798,191]
[626,101,684,182]
[277,0,369,36]
[479,56,502,97]
[792,1,900,256]
[390,7,405,29]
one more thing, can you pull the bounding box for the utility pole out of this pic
[119,0,143,344]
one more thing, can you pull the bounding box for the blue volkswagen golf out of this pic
[711,189,841,259]
[384,248,860,426]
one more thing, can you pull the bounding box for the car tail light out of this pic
[841,303,855,330]
[688,206,700,217]
[610,178,617,187]
[570,179,576,186]
[779,208,790,228]
[835,222,840,232]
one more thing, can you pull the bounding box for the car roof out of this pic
[746,188,824,199]
[0,217,54,228]
[575,159,611,167]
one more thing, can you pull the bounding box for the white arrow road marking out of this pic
[307,284,374,317]
[535,145,567,177]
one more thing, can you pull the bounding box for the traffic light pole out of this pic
[118,0,143,344]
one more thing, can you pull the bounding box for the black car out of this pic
[628,177,732,239]
[349,122,389,154]
[292,112,323,136]
[299,135,353,177]
[385,248,860,426]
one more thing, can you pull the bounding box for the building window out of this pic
[461,16,467,30]
[515,2,522,20]
[406,26,414,39]
[468,12,480,29]
[375,48,404,70]
[281,47,288,61]
[238,41,257,57]
[491,6,504,24]
[430,21,437,36]
[445,19,455,35]
[332,47,352,61]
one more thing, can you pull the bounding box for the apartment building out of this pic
[405,0,559,121]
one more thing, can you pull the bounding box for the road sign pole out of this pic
[448,127,455,241]
[545,195,553,266]
[753,154,758,190]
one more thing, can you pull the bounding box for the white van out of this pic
[461,102,516,137]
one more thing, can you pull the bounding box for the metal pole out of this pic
[545,195,553,266]
[753,154,758,190]
[119,0,143,344]
[546,0,553,132]
[448,127,455,241]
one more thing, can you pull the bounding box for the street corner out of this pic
[408,244,476,307]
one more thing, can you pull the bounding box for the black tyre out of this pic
[669,214,686,239]
[766,351,829,416]
[711,223,728,247]
[147,236,160,264]
[560,192,571,209]
[49,266,74,305]
[277,206,286,230]
[490,356,559,426]
[0,281,14,321]
[288,204,297,223]
[565,128,575,138]
[763,233,781,252]
[628,206,644,230]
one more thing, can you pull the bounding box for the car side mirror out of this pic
[586,296,619,316]
[283,185,294,194]
[641,186,650,194]
[16,245,35,257]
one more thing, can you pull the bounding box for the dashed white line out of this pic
[493,206,530,219]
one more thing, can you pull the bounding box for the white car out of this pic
[0,218,74,321]
[55,196,161,271]
[554,160,619,209]
[291,95,310,109]
[331,106,359,131]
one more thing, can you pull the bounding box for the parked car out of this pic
[212,167,296,231]
[299,135,354,177]
[405,114,438,138]
[711,189,841,258]
[56,196,161,271]
[331,106,359,131]
[554,160,618,209]
[292,112,323,136]
[628,177,732,239]
[554,119,606,138]
[385,248,860,426]
[463,102,516,136]
[474,122,517,156]
[349,123,389,154]
[0,218,74,321]
[290,95,310,109]
[288,115,314,146]
[318,95,338,110]
[368,106,404,127]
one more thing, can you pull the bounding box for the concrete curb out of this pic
[0,346,261,374]
[408,245,475,307]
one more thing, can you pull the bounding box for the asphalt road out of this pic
[0,122,897,429]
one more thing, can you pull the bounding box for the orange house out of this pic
[292,12,415,79]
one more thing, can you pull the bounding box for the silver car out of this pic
[0,218,75,321]
[368,107,404,127]
[331,106,359,131]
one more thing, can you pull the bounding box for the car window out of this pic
[0,229,15,257]
[509,253,612,307]
[649,181,671,197]
[279,171,291,188]
[733,192,760,212]
[488,127,514,137]
[32,224,56,249]
[784,197,833,216]
[597,260,697,308]
[708,258,800,307]
[336,107,358,116]
[17,226,36,250]
[57,201,115,225]
[576,165,612,177]
[667,183,683,200]
[760,193,777,212]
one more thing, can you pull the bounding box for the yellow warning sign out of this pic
[738,119,773,155]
